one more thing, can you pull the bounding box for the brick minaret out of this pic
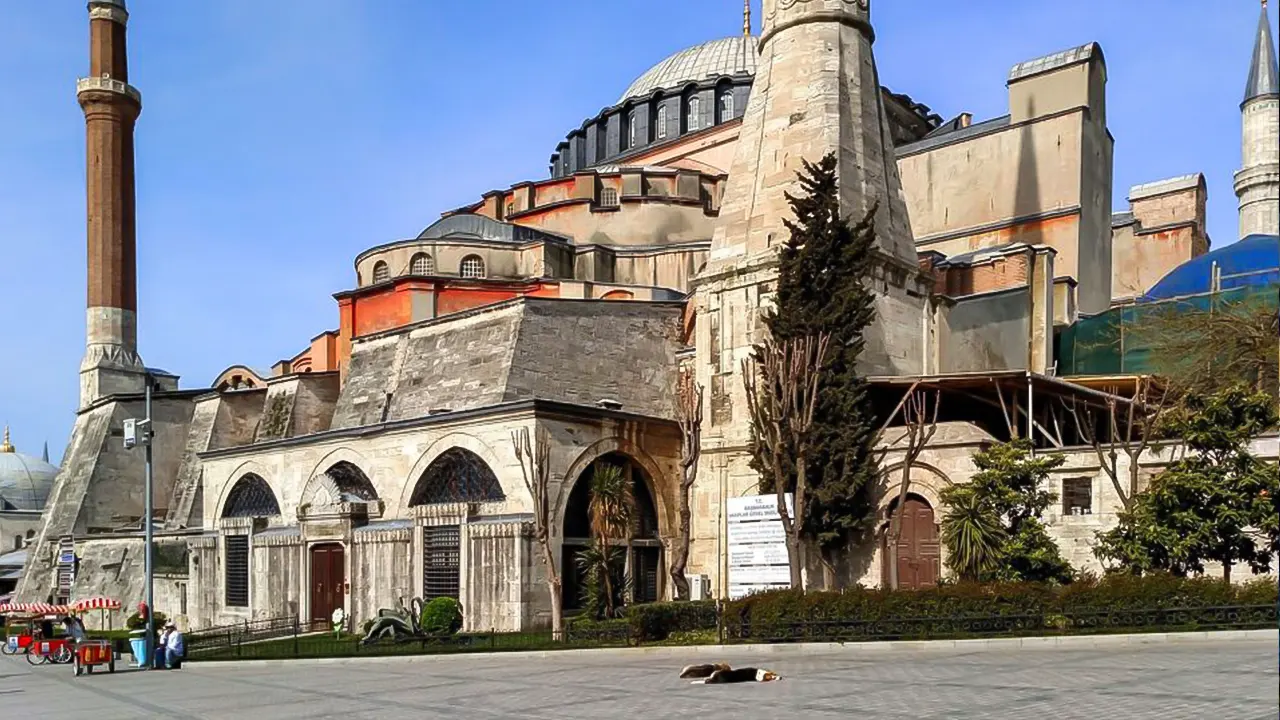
[77,0,145,407]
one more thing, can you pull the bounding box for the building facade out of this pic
[17,1,1279,630]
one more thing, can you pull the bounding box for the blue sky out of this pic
[1,0,1275,462]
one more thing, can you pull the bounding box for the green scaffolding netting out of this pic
[1057,285,1279,377]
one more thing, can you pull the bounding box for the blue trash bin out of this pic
[129,636,147,666]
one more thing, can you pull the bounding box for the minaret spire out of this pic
[1234,0,1280,238]
[744,0,751,36]
[0,426,13,453]
[77,0,146,407]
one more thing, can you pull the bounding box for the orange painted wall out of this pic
[334,279,564,376]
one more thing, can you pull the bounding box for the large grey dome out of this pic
[0,430,57,512]
[619,36,757,103]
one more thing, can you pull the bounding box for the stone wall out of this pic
[349,524,413,626]
[17,393,197,603]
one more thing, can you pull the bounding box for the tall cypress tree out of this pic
[753,152,881,567]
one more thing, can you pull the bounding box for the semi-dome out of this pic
[619,36,757,103]
[0,428,57,512]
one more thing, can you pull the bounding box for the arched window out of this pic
[655,104,668,140]
[221,473,281,518]
[372,261,390,284]
[410,252,435,275]
[409,448,505,506]
[12,535,20,551]
[25,530,34,540]
[718,89,734,123]
[627,109,638,149]
[460,255,485,279]
[687,96,701,132]
[320,461,379,503]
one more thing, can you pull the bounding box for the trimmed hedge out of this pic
[624,601,718,642]
[723,575,1278,638]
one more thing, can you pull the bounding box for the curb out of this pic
[184,628,1278,670]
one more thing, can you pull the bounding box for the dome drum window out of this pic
[410,253,435,276]
[460,255,486,279]
[372,260,390,284]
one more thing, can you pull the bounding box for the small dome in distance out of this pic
[0,426,58,512]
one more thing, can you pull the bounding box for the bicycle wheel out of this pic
[53,645,73,664]
[25,649,46,666]
[1,643,15,656]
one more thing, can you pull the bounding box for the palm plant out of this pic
[939,490,1006,582]
[587,463,634,616]
[574,542,631,620]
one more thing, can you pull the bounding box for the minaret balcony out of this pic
[76,76,142,104]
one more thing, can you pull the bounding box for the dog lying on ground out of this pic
[679,663,780,684]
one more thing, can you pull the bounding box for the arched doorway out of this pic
[561,452,662,613]
[881,495,940,590]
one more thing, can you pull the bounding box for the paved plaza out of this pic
[1,636,1276,719]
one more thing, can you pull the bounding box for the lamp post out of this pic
[123,377,154,669]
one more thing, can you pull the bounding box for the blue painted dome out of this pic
[1142,234,1279,302]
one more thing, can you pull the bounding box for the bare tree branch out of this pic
[741,334,830,591]
[512,426,563,638]
[669,368,704,600]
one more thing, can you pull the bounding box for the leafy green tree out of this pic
[1095,386,1279,581]
[939,441,1074,584]
[753,153,881,576]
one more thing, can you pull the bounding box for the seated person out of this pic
[163,622,184,669]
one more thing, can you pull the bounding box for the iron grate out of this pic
[225,535,250,608]
[422,526,460,601]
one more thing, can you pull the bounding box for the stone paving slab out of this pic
[1,634,1276,719]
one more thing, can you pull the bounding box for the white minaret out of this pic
[1234,0,1280,239]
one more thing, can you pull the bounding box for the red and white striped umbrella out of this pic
[23,603,70,616]
[70,597,121,612]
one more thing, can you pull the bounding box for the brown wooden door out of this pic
[887,497,941,590]
[310,543,345,628]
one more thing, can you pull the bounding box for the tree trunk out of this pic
[540,541,563,640]
[669,484,693,600]
[785,532,804,590]
[1222,561,1231,584]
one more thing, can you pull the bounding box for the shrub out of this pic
[126,611,168,632]
[722,575,1278,639]
[418,598,462,637]
[625,601,718,642]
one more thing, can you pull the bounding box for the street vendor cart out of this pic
[67,597,123,676]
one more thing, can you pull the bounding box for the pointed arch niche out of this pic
[221,473,281,519]
[408,448,505,507]
[560,452,663,611]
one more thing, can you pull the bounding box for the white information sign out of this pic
[727,494,793,600]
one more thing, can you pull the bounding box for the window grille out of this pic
[410,253,434,275]
[687,96,701,131]
[422,525,461,600]
[1062,477,1092,516]
[409,448,505,506]
[372,261,390,284]
[221,474,281,518]
[600,187,619,208]
[627,110,637,149]
[225,535,250,608]
[656,105,668,139]
[460,255,486,279]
